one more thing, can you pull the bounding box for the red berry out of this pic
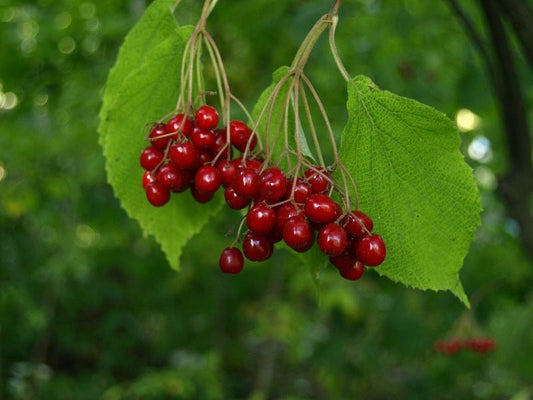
[343,211,374,237]
[198,150,213,165]
[304,194,337,224]
[191,185,214,203]
[275,203,303,231]
[242,231,274,261]
[224,186,251,210]
[259,167,287,203]
[191,128,216,151]
[329,252,357,271]
[287,178,312,204]
[466,338,496,353]
[233,168,259,199]
[159,163,192,193]
[304,166,330,194]
[145,181,170,207]
[166,114,194,137]
[293,233,315,253]
[148,122,171,151]
[194,165,222,193]
[213,131,232,159]
[434,339,462,355]
[266,227,283,243]
[233,157,262,172]
[356,234,386,267]
[339,261,365,280]
[169,142,199,170]
[142,170,157,189]
[140,146,164,170]
[246,203,276,234]
[318,223,348,256]
[282,216,313,251]
[195,105,219,130]
[229,120,256,152]
[219,247,244,274]
[216,159,237,187]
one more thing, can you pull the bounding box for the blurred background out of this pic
[1,0,532,399]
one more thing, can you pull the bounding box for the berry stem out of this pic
[298,82,326,168]
[328,12,351,82]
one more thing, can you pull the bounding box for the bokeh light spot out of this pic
[55,12,72,29]
[456,108,481,132]
[58,37,76,54]
[468,136,492,163]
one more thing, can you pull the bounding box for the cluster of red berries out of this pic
[216,162,386,279]
[139,105,257,206]
[434,337,497,355]
[140,105,386,280]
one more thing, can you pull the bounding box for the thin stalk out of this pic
[328,14,351,82]
[299,82,326,167]
[300,74,339,161]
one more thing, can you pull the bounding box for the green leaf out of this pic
[339,76,481,305]
[98,7,222,269]
[251,66,315,168]
[99,0,181,147]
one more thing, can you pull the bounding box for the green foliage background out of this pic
[1,0,532,399]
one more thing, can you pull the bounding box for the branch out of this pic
[443,0,498,85]
[478,0,533,260]
[498,0,533,68]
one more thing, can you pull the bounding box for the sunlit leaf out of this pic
[338,75,482,305]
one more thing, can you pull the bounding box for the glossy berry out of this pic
[145,181,170,207]
[198,150,213,165]
[148,123,171,151]
[339,261,365,280]
[343,211,374,237]
[191,185,214,203]
[191,129,216,151]
[219,159,238,186]
[305,166,330,194]
[242,231,274,261]
[219,247,244,274]
[169,142,199,170]
[289,178,312,204]
[233,168,259,199]
[318,223,348,256]
[142,170,157,189]
[329,252,357,271]
[140,146,164,170]
[166,114,193,137]
[230,120,256,152]
[216,159,237,187]
[246,203,276,234]
[356,234,386,267]
[304,194,337,224]
[224,186,251,210]
[283,216,313,251]
[233,157,262,172]
[213,132,231,159]
[194,165,222,193]
[159,163,191,193]
[259,167,287,203]
[275,203,303,232]
[293,233,315,253]
[195,105,219,130]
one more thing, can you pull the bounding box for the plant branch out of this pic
[478,0,533,260]
[443,0,498,86]
[498,0,533,68]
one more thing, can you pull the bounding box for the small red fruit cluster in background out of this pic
[434,337,497,355]
[140,105,386,278]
